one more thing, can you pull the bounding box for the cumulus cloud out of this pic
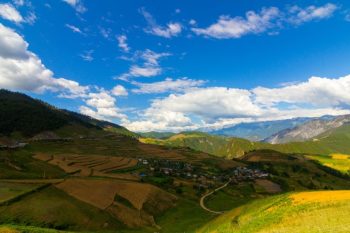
[111,85,128,96]
[192,3,338,39]
[0,3,23,23]
[253,75,350,107]
[116,49,170,81]
[132,77,205,94]
[0,23,128,124]
[124,74,350,132]
[0,23,88,97]
[140,8,182,38]
[79,91,127,121]
[62,0,86,13]
[117,35,130,52]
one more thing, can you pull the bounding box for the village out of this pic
[136,157,270,189]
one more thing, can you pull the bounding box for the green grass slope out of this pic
[0,186,121,231]
[197,190,350,233]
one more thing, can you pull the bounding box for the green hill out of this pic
[0,89,135,139]
[197,190,350,233]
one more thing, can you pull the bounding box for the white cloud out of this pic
[111,85,128,96]
[0,23,128,124]
[62,0,86,13]
[80,91,127,120]
[150,87,262,119]
[117,35,130,52]
[124,74,350,132]
[140,49,171,66]
[253,75,350,107]
[192,7,280,39]
[116,49,170,80]
[192,3,338,39]
[287,3,337,25]
[140,8,182,38]
[65,24,85,34]
[129,66,161,77]
[80,50,93,61]
[132,77,205,94]
[0,23,88,97]
[0,3,23,23]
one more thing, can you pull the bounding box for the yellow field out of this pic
[307,153,350,174]
[290,190,350,204]
[198,190,350,233]
[331,153,350,160]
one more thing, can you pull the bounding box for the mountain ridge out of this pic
[0,89,135,140]
[264,115,350,144]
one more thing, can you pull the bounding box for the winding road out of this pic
[199,179,231,214]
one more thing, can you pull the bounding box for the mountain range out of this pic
[264,115,350,144]
[209,118,312,141]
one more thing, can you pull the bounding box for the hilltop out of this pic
[198,190,350,233]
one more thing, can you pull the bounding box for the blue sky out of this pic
[1,0,350,132]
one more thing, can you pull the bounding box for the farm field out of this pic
[0,186,122,231]
[55,178,177,227]
[33,153,139,177]
[307,153,350,174]
[0,182,42,203]
[0,150,66,179]
[197,190,350,233]
[28,135,210,163]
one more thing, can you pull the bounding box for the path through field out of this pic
[199,179,231,214]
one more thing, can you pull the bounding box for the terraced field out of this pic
[33,154,139,177]
[55,178,177,211]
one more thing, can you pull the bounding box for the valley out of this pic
[0,90,349,233]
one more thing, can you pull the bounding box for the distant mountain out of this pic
[264,115,350,144]
[210,118,312,141]
[0,89,135,139]
[141,123,350,158]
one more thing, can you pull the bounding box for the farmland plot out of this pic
[33,154,139,177]
[55,178,177,227]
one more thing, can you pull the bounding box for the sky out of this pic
[1,0,350,132]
